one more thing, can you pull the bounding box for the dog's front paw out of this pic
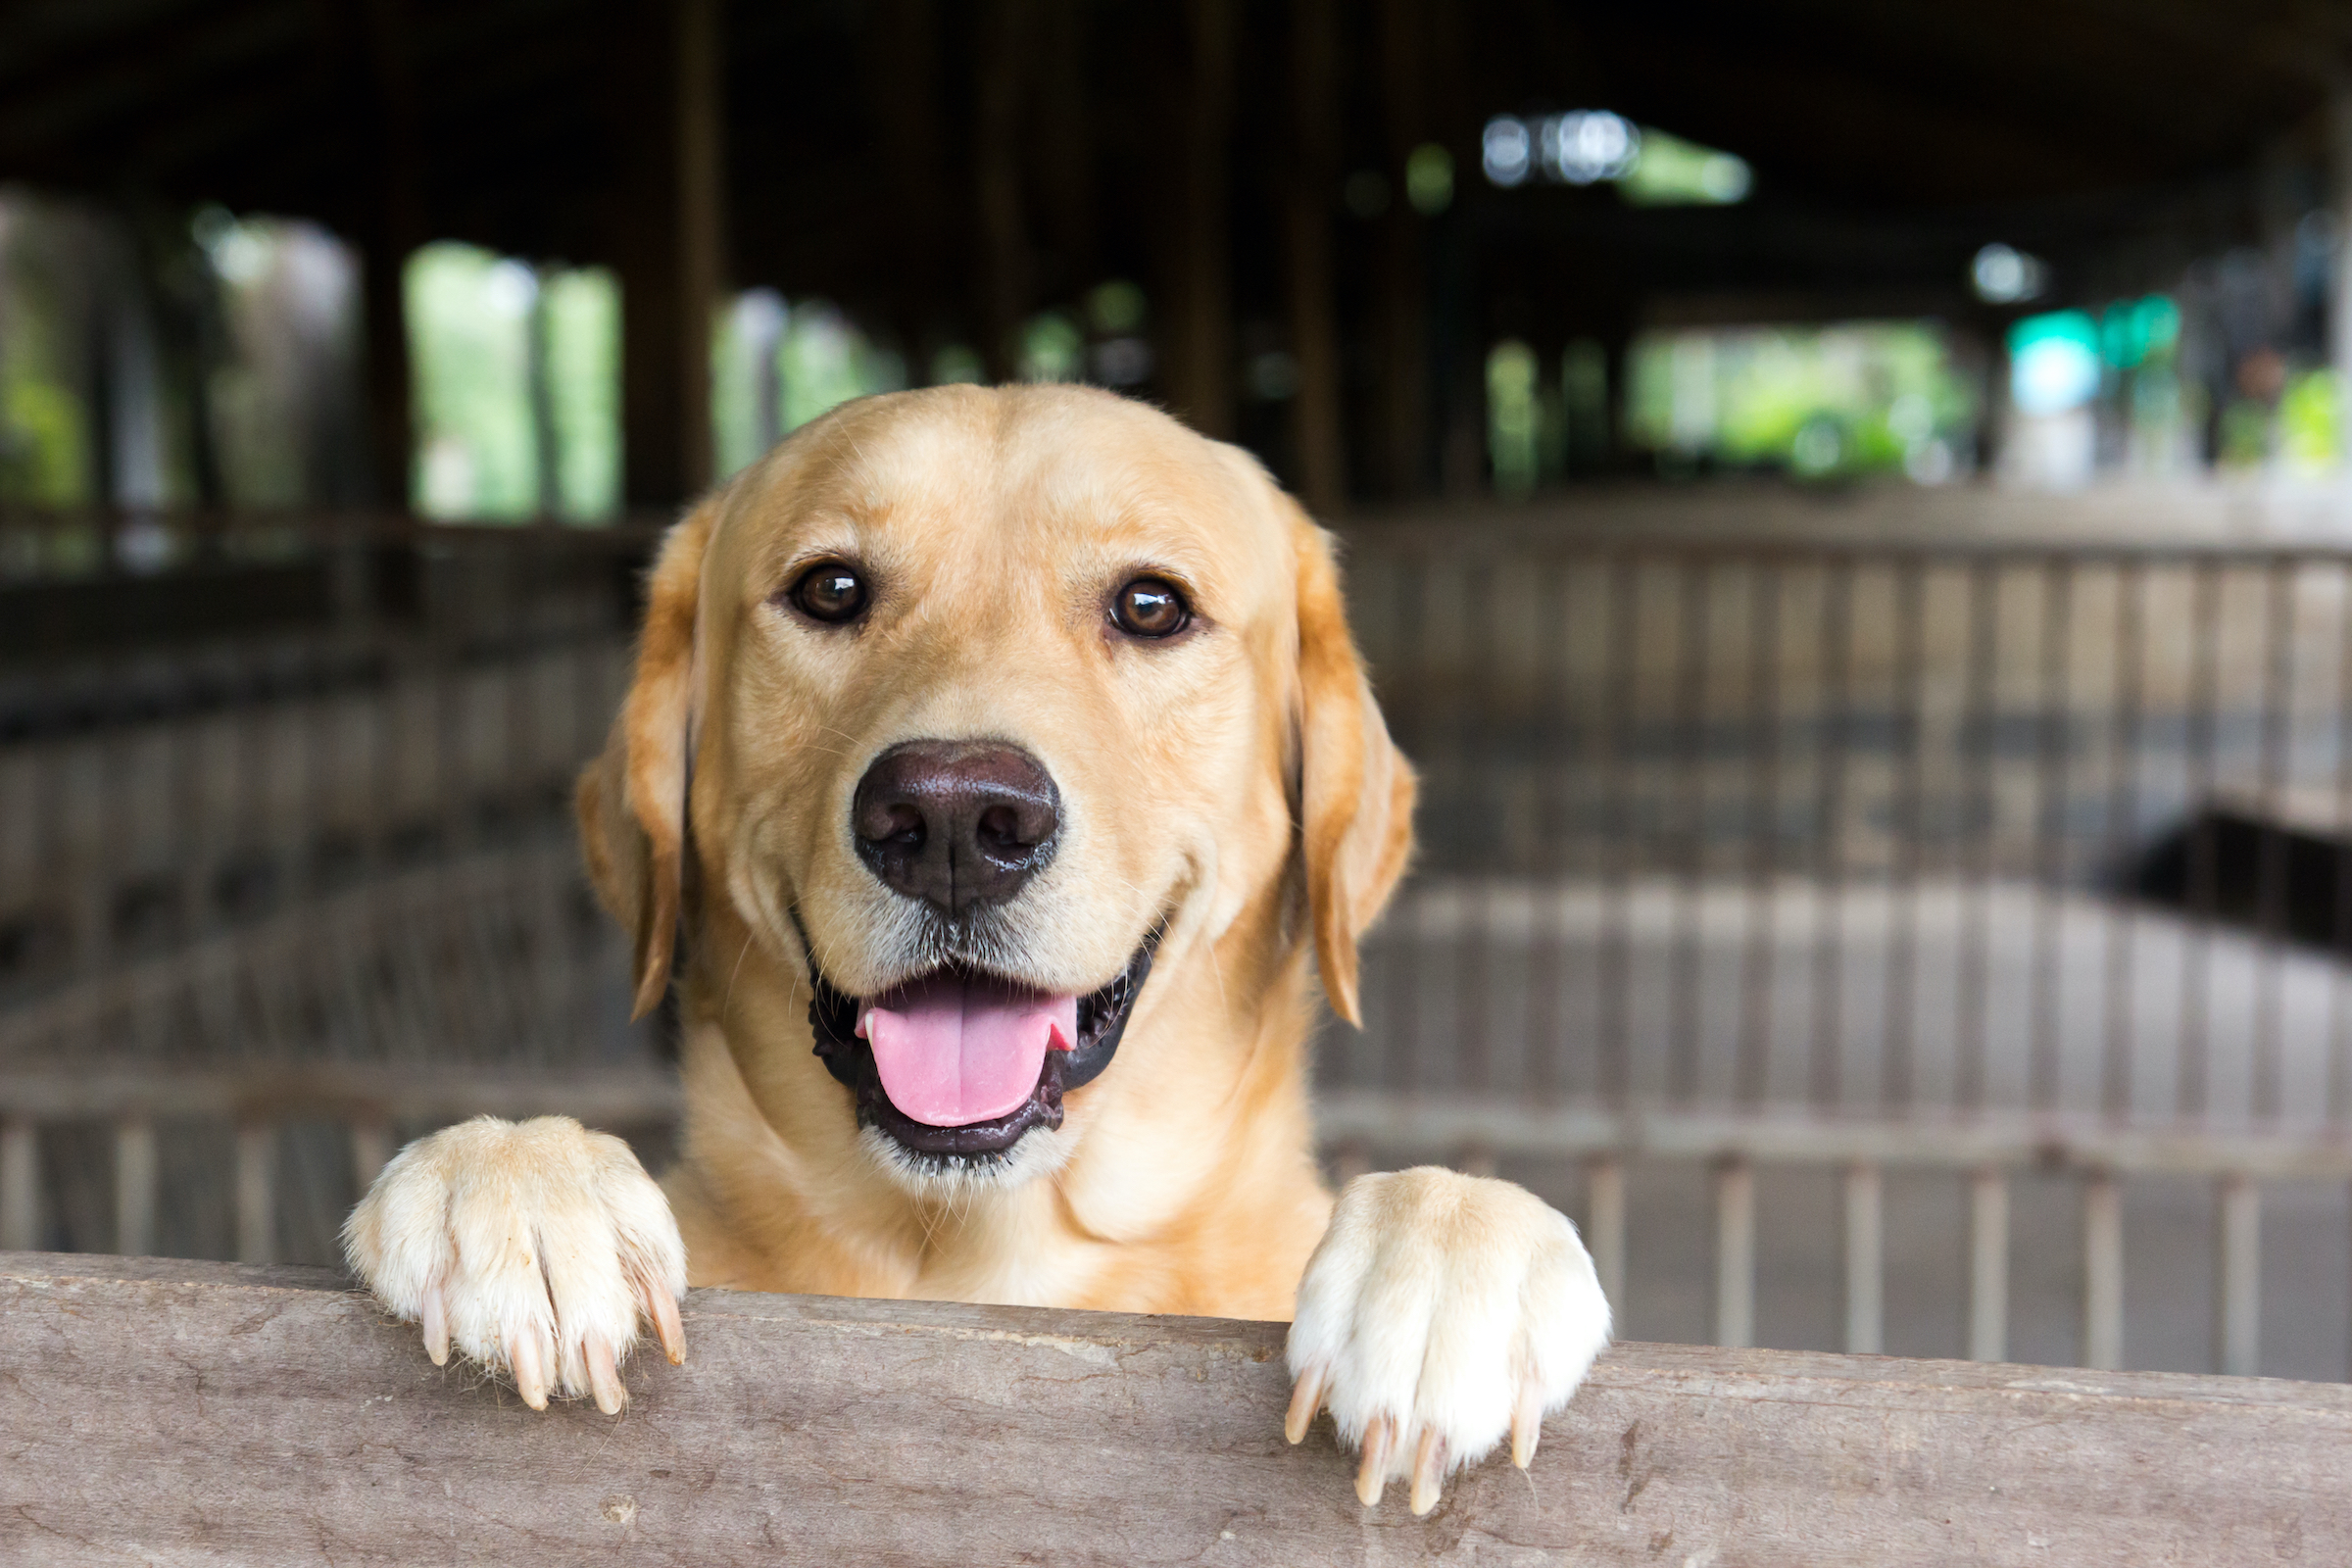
[342,1115,686,1413]
[1284,1167,1610,1514]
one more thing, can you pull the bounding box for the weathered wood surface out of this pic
[1,1252,2343,1566]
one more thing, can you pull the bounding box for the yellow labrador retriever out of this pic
[345,384,1609,1513]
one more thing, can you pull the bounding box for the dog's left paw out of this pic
[1284,1166,1610,1514]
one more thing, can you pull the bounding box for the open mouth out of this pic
[808,941,1155,1162]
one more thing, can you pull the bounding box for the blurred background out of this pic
[4,0,2352,1383]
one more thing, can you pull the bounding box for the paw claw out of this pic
[1409,1426,1447,1516]
[1285,1168,1611,1512]
[1355,1412,1398,1507]
[1284,1361,1328,1446]
[1510,1376,1544,1468]
[420,1281,449,1368]
[587,1336,625,1415]
[649,1281,687,1366]
[510,1330,549,1411]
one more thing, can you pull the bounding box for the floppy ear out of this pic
[1290,506,1417,1027]
[577,502,717,1020]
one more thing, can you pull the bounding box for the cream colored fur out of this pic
[344,385,1609,1512]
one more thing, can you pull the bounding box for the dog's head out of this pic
[579,385,1412,1189]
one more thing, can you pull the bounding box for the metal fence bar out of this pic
[1954,561,1999,1115]
[2251,563,2296,1124]
[1883,563,1928,1113]
[350,1119,392,1196]
[1842,1160,1883,1354]
[1968,1167,2008,1362]
[1594,555,1638,1106]
[1809,559,1853,1110]
[2101,561,2145,1121]
[2178,564,2224,1120]
[2028,560,2075,1111]
[112,1117,154,1257]
[0,1116,32,1251]
[1735,561,1783,1107]
[1714,1157,1755,1349]
[1529,558,1572,1102]
[234,1124,274,1266]
[2083,1172,2125,1371]
[2217,1172,2261,1377]
[2333,564,2352,1123]
[1585,1154,1626,1314]
[1669,559,1712,1104]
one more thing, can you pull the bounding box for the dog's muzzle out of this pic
[808,940,1154,1160]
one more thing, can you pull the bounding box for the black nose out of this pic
[852,741,1061,917]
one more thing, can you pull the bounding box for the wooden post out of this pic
[2082,1171,2125,1371]
[974,0,1036,382]
[234,1124,275,1266]
[2216,1172,2260,1377]
[1374,0,1429,498]
[1585,1154,1625,1314]
[1714,1157,1754,1349]
[1162,0,1235,438]
[867,0,950,367]
[1968,1167,2009,1362]
[1284,0,1346,515]
[355,0,425,510]
[2331,90,2352,472]
[112,1117,154,1258]
[615,0,725,507]
[0,1119,33,1252]
[1842,1161,1883,1354]
[350,1119,394,1198]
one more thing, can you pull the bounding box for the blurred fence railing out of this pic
[1324,527,2352,1376]
[7,510,2352,1377]
[0,514,661,1263]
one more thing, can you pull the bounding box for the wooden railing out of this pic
[2,1250,2342,1565]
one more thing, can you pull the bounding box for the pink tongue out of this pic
[857,972,1080,1127]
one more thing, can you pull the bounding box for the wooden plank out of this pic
[2,1252,2344,1566]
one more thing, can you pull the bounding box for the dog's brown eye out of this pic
[788,562,868,624]
[1112,576,1190,639]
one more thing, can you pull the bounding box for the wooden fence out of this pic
[2,1250,2342,1565]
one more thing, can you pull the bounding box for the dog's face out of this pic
[581,386,1412,1192]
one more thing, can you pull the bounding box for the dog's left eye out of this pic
[785,562,869,624]
[1111,576,1191,639]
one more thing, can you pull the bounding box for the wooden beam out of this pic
[3,1252,2346,1564]
[614,0,724,507]
[1162,0,1235,439]
[1374,0,1430,499]
[1284,0,1346,515]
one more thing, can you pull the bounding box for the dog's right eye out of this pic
[784,563,869,624]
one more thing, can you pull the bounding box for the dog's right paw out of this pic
[342,1115,687,1413]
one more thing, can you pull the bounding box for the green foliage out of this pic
[1404,144,1454,216]
[1626,322,1974,482]
[541,268,619,521]
[407,242,539,520]
[780,302,903,433]
[1619,128,1751,206]
[407,244,619,521]
[1487,339,1541,498]
[0,201,93,507]
[1017,311,1085,383]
